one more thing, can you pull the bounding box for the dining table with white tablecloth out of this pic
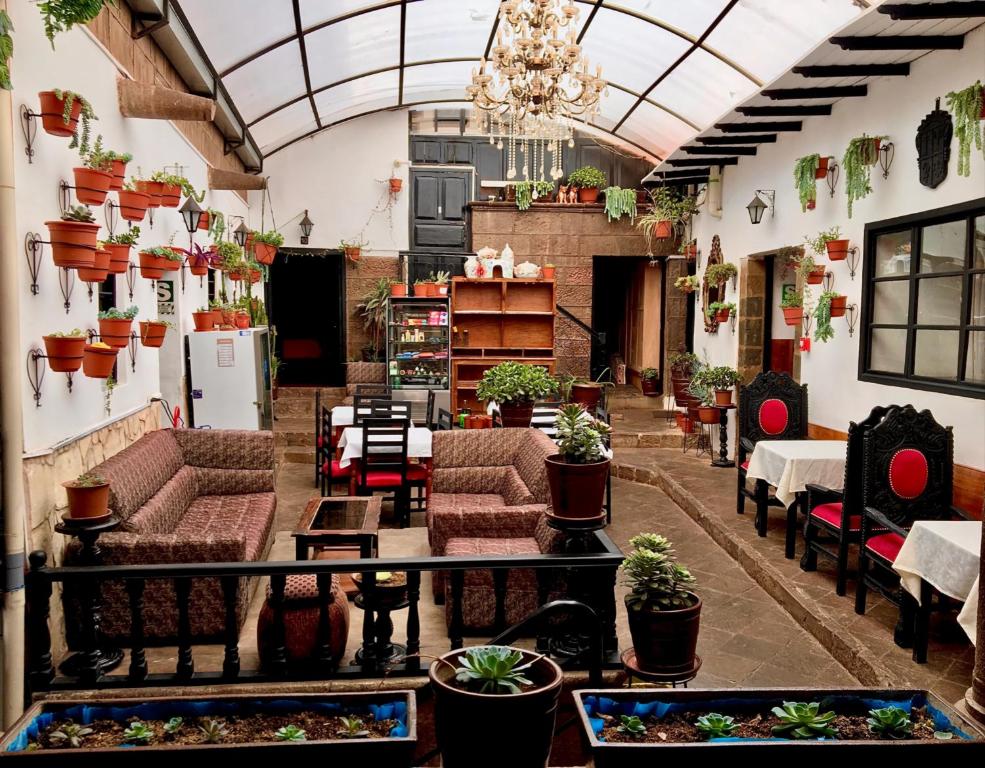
[331,404,410,428]
[337,425,434,501]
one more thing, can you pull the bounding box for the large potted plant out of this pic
[545,403,612,522]
[806,225,850,262]
[103,226,139,274]
[641,367,659,396]
[98,305,138,348]
[253,229,283,265]
[46,205,99,269]
[43,329,86,373]
[429,645,562,768]
[355,277,391,361]
[476,361,558,427]
[568,165,607,203]
[62,471,110,520]
[622,533,700,675]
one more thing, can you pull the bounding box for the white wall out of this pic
[10,0,249,452]
[253,110,410,256]
[690,25,985,469]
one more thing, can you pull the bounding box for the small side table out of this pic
[350,571,410,667]
[54,514,124,679]
[710,403,736,468]
[622,648,701,688]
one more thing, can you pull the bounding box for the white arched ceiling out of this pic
[178,0,864,159]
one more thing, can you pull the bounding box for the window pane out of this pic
[916,275,963,326]
[872,280,910,325]
[920,220,967,273]
[874,230,912,277]
[973,274,985,326]
[914,330,959,380]
[870,328,907,374]
[965,331,985,384]
[976,216,984,269]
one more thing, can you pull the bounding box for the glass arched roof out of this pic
[178,0,865,160]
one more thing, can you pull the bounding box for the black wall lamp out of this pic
[233,219,249,248]
[746,189,775,225]
[299,210,314,244]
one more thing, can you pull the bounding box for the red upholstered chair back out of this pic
[840,405,898,516]
[738,371,808,446]
[862,405,953,527]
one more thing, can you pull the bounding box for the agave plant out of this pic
[48,721,93,748]
[771,701,838,739]
[336,716,370,739]
[616,715,647,737]
[198,719,227,744]
[867,706,913,739]
[454,646,535,695]
[695,713,738,739]
[274,724,307,742]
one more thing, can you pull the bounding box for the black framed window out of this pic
[859,198,985,399]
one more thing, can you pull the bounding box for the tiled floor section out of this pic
[613,446,976,705]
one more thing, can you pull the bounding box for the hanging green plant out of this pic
[513,180,554,211]
[38,0,114,48]
[842,134,887,218]
[793,154,820,212]
[0,10,13,91]
[813,290,839,343]
[601,186,638,222]
[945,80,984,177]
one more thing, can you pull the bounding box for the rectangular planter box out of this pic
[0,691,416,765]
[575,688,985,764]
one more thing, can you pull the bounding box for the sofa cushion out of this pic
[498,466,536,506]
[97,430,185,522]
[433,465,513,496]
[512,430,556,504]
[177,492,276,562]
[431,428,526,469]
[194,467,275,495]
[172,429,274,470]
[121,466,198,534]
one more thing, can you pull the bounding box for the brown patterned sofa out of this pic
[341,361,386,405]
[426,428,560,621]
[64,428,275,645]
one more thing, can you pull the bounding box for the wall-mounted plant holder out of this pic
[126,262,137,301]
[845,246,860,279]
[822,271,835,293]
[802,310,814,338]
[845,303,859,338]
[26,347,75,408]
[127,331,138,372]
[19,105,39,164]
[730,312,737,334]
[104,199,119,236]
[878,142,895,179]
[825,161,840,198]
[25,232,43,295]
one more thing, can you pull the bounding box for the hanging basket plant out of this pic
[253,230,283,265]
[341,239,367,263]
[793,153,820,212]
[674,275,699,294]
[843,134,887,218]
[945,80,984,177]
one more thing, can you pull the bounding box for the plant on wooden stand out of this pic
[63,470,110,519]
[708,364,739,405]
[545,403,612,522]
[945,80,984,177]
[476,361,558,427]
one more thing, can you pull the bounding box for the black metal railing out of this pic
[27,530,623,693]
[556,304,608,380]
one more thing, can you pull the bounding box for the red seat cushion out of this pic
[361,465,428,488]
[759,399,789,435]
[322,459,351,479]
[740,460,750,471]
[888,448,928,499]
[810,501,860,531]
[865,532,904,562]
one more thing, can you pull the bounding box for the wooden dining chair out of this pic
[425,389,436,429]
[436,408,453,430]
[355,418,425,528]
[318,405,352,497]
[354,383,391,397]
[353,392,393,424]
[368,399,411,421]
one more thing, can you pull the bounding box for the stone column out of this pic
[736,257,766,384]
[965,521,985,724]
[662,259,688,399]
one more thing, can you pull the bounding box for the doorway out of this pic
[268,249,346,386]
[409,167,473,251]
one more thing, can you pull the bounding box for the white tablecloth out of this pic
[332,404,410,427]
[337,426,433,468]
[893,520,981,644]
[745,440,846,508]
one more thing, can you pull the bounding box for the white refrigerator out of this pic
[186,327,272,430]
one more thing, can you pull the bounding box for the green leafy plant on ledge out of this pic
[567,165,607,189]
[602,186,637,222]
[793,154,820,212]
[843,134,887,218]
[476,360,558,405]
[945,80,984,177]
[513,180,555,211]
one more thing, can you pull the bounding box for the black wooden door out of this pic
[411,169,471,251]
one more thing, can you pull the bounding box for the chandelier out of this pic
[466,0,607,182]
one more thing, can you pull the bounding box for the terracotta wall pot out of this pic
[43,335,85,373]
[805,266,826,284]
[826,239,850,261]
[713,389,733,406]
[192,311,215,332]
[139,321,168,348]
[210,309,223,327]
[198,211,210,230]
[344,246,361,262]
[38,91,80,137]
[99,317,134,348]
[541,266,555,279]
[570,382,603,411]
[626,594,701,674]
[82,344,118,378]
[697,405,720,424]
[45,220,99,269]
[389,177,403,193]
[104,243,131,274]
[430,648,562,768]
[806,199,816,210]
[577,186,600,203]
[862,138,882,166]
[653,220,673,239]
[227,270,243,282]
[109,159,127,191]
[117,190,150,222]
[815,156,830,179]
[248,268,262,284]
[412,284,428,297]
[499,401,534,427]
[390,283,407,297]
[159,183,181,207]
[254,241,277,265]
[135,180,163,208]
[545,455,610,521]
[189,254,209,276]
[715,308,731,322]
[138,251,175,280]
[641,377,659,396]
[235,312,250,329]
[829,295,848,318]
[63,480,110,520]
[245,233,255,252]
[782,307,804,327]
[72,167,113,205]
[77,247,110,283]
[221,308,236,326]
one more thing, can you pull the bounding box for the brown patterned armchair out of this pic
[64,428,275,645]
[342,362,387,405]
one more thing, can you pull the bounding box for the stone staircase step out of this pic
[273,417,315,447]
[273,386,346,419]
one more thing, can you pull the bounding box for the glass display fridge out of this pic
[386,296,450,421]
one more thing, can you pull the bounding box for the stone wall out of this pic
[469,202,679,383]
[345,256,401,361]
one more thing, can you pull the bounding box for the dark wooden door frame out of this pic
[409,165,475,252]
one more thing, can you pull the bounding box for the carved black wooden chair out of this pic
[800,405,896,596]
[318,405,352,497]
[736,371,808,537]
[854,405,969,662]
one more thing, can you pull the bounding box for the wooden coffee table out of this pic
[293,496,382,595]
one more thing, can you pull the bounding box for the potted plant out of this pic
[97,305,138,348]
[568,165,608,203]
[669,350,699,379]
[37,90,96,153]
[476,361,559,427]
[602,185,638,222]
[433,270,451,296]
[149,170,181,207]
[139,319,170,348]
[843,133,887,217]
[806,225,850,262]
[793,153,821,212]
[641,367,659,396]
[138,246,181,280]
[945,80,984,177]
[674,275,699,294]
[705,262,737,288]
[134,175,164,209]
[356,278,391,361]
[678,239,698,260]
[235,311,250,329]
[62,471,110,520]
[708,302,734,323]
[216,240,244,279]
[253,229,283,265]
[73,137,114,206]
[77,245,110,283]
[708,364,739,405]
[117,182,151,222]
[192,306,216,332]
[82,341,118,378]
[688,371,720,424]
[43,329,86,373]
[412,278,429,297]
[544,403,612,522]
[103,226,139,274]
[797,252,826,285]
[542,263,556,279]
[781,291,804,327]
[513,180,556,210]
[389,279,407,298]
[570,368,613,411]
[104,148,132,192]
[429,646,562,768]
[813,290,847,343]
[181,243,213,277]
[637,187,698,254]
[340,238,367,262]
[622,533,700,674]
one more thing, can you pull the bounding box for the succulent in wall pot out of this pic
[63,471,110,520]
[43,329,86,373]
[46,205,99,269]
[73,136,114,206]
[843,134,887,217]
[813,290,846,343]
[945,80,984,177]
[103,226,140,273]
[806,226,849,262]
[139,320,170,348]
[545,403,612,522]
[37,90,96,153]
[781,291,804,327]
[117,183,151,222]
[341,238,367,263]
[134,177,164,208]
[77,244,110,284]
[138,246,182,280]
[97,305,138,348]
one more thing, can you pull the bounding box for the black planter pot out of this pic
[499,401,535,427]
[545,454,610,521]
[429,647,562,768]
[626,593,701,674]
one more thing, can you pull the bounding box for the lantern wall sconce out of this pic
[299,209,314,245]
[746,189,775,225]
[233,219,249,248]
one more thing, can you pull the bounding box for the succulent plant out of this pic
[554,403,612,464]
[336,717,369,739]
[867,706,913,739]
[274,724,307,742]
[162,717,183,736]
[48,721,93,748]
[61,205,95,223]
[198,719,227,744]
[454,646,534,695]
[622,533,697,611]
[695,713,738,739]
[616,715,647,737]
[771,701,838,739]
[122,721,153,744]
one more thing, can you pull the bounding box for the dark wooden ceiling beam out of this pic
[736,105,832,116]
[657,169,717,178]
[649,176,709,186]
[682,145,757,155]
[761,85,867,99]
[830,35,965,50]
[696,134,777,144]
[666,157,739,167]
[715,121,802,132]
[792,63,910,77]
[879,2,985,19]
